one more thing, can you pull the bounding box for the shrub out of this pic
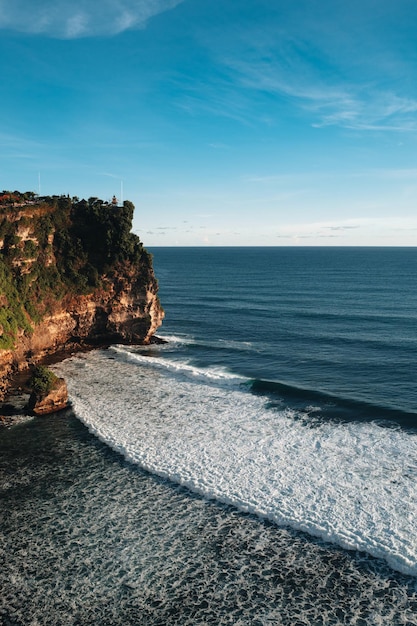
[23,239,37,258]
[30,365,58,395]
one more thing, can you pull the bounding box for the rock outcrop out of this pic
[28,377,69,415]
[0,271,164,395]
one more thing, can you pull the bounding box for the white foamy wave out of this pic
[153,333,196,345]
[151,333,258,354]
[111,345,246,385]
[55,350,417,577]
[216,338,257,351]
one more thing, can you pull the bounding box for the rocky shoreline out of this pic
[0,343,102,426]
[0,335,167,427]
[0,356,70,426]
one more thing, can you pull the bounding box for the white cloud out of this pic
[0,0,185,38]
[65,12,89,38]
[188,5,417,134]
[276,216,417,239]
[227,55,417,132]
[311,91,417,132]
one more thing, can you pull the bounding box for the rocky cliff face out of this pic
[0,267,163,386]
[0,193,164,397]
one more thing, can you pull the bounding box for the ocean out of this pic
[1,246,417,625]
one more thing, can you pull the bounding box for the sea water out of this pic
[1,247,417,625]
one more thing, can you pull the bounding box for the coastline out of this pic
[0,335,167,427]
[0,342,113,427]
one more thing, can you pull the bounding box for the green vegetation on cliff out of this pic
[0,192,153,350]
[30,364,59,395]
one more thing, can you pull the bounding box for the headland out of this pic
[0,191,164,411]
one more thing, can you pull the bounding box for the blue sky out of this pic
[1,0,417,245]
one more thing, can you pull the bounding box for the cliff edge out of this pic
[0,192,164,398]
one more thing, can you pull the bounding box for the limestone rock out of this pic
[28,377,69,416]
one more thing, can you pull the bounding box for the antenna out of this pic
[120,180,123,206]
[38,172,41,196]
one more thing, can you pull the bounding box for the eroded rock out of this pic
[28,377,69,416]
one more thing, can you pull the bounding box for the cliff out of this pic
[0,192,163,398]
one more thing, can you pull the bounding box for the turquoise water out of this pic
[1,247,417,625]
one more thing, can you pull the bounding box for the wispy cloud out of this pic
[311,91,417,132]
[0,0,185,38]
[0,132,45,160]
[99,172,123,180]
[226,55,417,132]
[348,167,417,181]
[186,4,417,133]
[209,142,231,150]
[275,216,417,242]
[276,220,360,241]
[245,167,417,186]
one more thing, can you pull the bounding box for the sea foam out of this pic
[55,348,417,576]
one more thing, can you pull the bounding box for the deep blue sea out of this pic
[1,247,417,625]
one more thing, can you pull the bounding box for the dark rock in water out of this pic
[28,377,69,416]
[149,335,168,344]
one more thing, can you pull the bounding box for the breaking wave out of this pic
[55,347,417,577]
